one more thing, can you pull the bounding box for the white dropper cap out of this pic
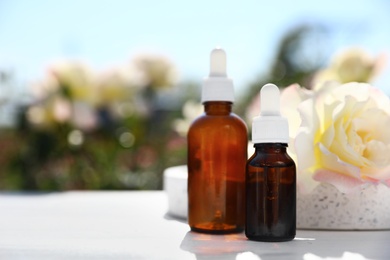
[201,47,234,103]
[252,83,289,143]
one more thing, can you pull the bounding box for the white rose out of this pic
[281,82,390,193]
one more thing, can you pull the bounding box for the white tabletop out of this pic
[0,191,389,260]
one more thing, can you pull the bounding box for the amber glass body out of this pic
[187,101,247,234]
[245,143,296,242]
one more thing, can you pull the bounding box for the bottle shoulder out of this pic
[189,112,247,130]
[247,150,295,168]
[231,112,247,126]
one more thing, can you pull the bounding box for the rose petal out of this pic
[320,102,340,147]
[355,109,390,143]
[317,143,361,179]
[362,163,390,181]
[297,168,320,194]
[280,84,313,138]
[364,140,390,166]
[294,128,318,193]
[313,169,364,193]
[284,81,390,193]
[330,111,363,166]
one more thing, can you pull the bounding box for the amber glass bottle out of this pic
[246,143,296,241]
[187,48,247,234]
[245,83,296,242]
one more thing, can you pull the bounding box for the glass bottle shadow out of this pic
[180,231,250,260]
[180,230,323,260]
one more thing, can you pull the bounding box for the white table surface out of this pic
[0,191,389,260]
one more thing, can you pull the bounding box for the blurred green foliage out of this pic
[0,23,337,190]
[0,56,198,190]
[236,24,330,116]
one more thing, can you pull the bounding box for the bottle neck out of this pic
[204,101,232,115]
[254,143,288,153]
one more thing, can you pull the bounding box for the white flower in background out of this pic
[280,83,313,140]
[68,129,84,146]
[53,97,72,123]
[312,48,385,87]
[26,53,179,130]
[26,105,47,127]
[27,61,99,130]
[173,100,203,136]
[30,74,60,100]
[71,101,98,132]
[27,96,72,128]
[131,53,178,89]
[49,61,97,105]
[96,66,135,105]
[281,82,390,193]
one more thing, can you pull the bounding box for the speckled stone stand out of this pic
[297,183,390,230]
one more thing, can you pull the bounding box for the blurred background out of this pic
[0,0,389,190]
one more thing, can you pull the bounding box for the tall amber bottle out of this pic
[187,48,247,234]
[245,84,296,242]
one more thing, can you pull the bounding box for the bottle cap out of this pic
[201,47,234,103]
[252,83,289,143]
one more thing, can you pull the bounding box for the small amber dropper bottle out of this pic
[245,83,296,242]
[187,48,247,234]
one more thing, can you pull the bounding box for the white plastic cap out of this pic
[201,47,234,103]
[252,83,289,143]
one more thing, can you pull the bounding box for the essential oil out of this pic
[245,84,296,241]
[187,48,247,234]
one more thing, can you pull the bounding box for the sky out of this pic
[0,0,390,94]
